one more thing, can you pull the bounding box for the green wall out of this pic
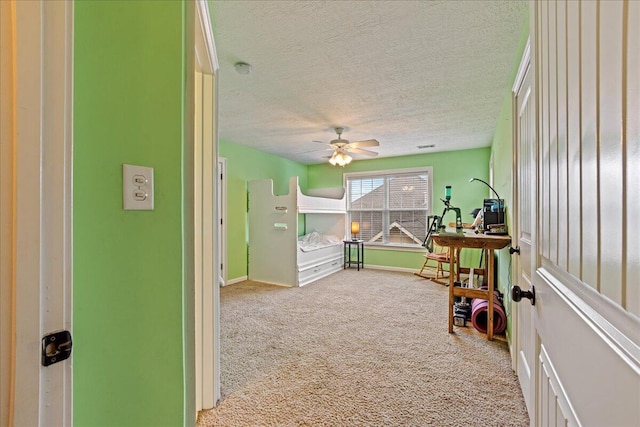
[308,148,492,270]
[69,1,527,423]
[220,140,308,280]
[74,1,188,426]
[221,144,493,280]
[490,13,530,339]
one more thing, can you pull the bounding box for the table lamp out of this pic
[351,221,360,240]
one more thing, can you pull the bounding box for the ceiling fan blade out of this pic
[296,147,333,155]
[348,139,379,148]
[347,147,378,157]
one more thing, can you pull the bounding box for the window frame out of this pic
[344,166,433,249]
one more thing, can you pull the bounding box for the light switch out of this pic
[123,164,154,210]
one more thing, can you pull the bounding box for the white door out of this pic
[0,1,73,426]
[520,1,640,426]
[512,40,536,422]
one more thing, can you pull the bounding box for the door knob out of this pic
[512,285,535,305]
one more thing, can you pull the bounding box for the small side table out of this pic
[343,240,364,270]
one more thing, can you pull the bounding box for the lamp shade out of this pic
[351,221,360,235]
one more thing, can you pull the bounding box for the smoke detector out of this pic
[234,62,252,75]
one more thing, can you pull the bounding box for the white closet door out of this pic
[512,41,536,421]
[520,1,640,425]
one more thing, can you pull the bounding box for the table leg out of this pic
[343,243,347,269]
[448,246,455,333]
[455,247,461,282]
[487,249,494,341]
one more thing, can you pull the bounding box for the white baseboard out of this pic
[223,276,247,286]
[363,264,418,274]
[227,266,425,285]
[506,328,516,372]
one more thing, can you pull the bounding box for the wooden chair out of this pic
[414,245,456,284]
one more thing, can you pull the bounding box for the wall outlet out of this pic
[123,164,154,210]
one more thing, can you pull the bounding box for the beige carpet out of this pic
[197,268,529,426]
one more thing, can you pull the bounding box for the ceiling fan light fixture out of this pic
[329,150,352,167]
[323,127,377,166]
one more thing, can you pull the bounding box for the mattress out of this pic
[297,232,343,267]
[297,231,341,252]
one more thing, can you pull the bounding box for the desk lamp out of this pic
[469,178,507,235]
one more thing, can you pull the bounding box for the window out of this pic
[345,167,432,247]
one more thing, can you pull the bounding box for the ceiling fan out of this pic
[318,127,379,166]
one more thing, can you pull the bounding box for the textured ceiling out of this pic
[211,0,528,165]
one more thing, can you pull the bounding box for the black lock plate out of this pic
[42,330,72,366]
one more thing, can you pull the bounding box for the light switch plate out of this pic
[123,164,154,210]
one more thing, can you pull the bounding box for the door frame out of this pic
[510,38,531,369]
[511,37,537,423]
[192,0,221,413]
[0,1,15,422]
[218,157,228,287]
[0,1,74,425]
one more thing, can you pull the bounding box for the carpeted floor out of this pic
[197,268,529,426]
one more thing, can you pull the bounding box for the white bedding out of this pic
[298,231,341,252]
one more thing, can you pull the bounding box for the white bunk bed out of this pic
[248,176,346,287]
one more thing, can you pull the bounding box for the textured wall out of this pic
[211,1,528,164]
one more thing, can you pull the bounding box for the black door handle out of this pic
[512,285,535,305]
